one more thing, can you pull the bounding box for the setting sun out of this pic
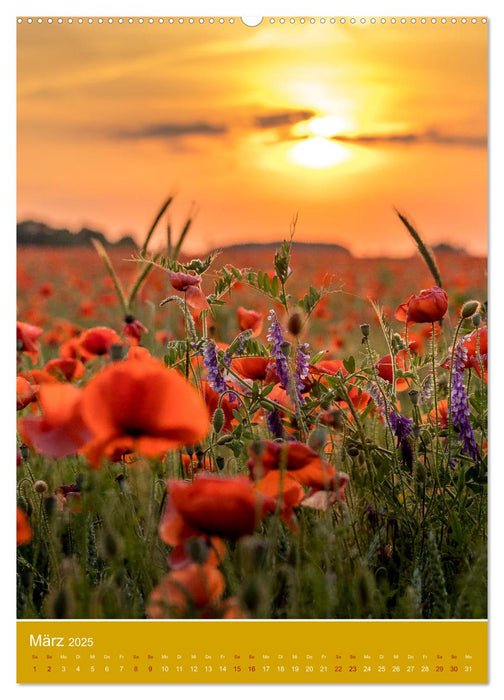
[289,137,352,169]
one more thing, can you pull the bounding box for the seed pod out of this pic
[287,312,303,336]
[461,300,479,319]
[360,323,370,338]
[33,480,48,495]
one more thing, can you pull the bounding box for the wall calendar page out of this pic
[15,12,488,687]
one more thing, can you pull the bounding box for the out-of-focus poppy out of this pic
[237,307,263,337]
[44,358,86,382]
[59,336,82,360]
[247,440,349,495]
[123,315,148,345]
[395,287,448,324]
[127,345,152,361]
[16,376,39,410]
[17,321,43,358]
[167,270,210,311]
[80,358,210,468]
[375,350,410,391]
[19,369,58,386]
[78,326,122,361]
[38,282,54,298]
[428,399,449,429]
[17,507,32,545]
[78,300,95,318]
[181,453,216,477]
[18,384,92,458]
[55,483,82,513]
[146,563,225,619]
[159,476,276,544]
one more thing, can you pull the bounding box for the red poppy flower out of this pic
[16,376,39,410]
[127,345,152,361]
[159,476,276,544]
[247,440,348,495]
[44,358,86,382]
[395,287,448,324]
[80,358,210,468]
[17,321,43,358]
[55,483,82,513]
[123,316,148,345]
[428,399,449,429]
[59,336,81,360]
[78,300,95,318]
[231,356,275,382]
[38,282,54,298]
[375,350,410,391]
[146,563,225,619]
[78,326,122,361]
[237,307,263,337]
[19,368,58,386]
[167,270,210,310]
[17,507,32,546]
[181,453,216,477]
[441,326,488,382]
[311,360,371,412]
[18,384,92,458]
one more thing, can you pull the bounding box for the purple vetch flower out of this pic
[203,339,229,395]
[266,309,291,390]
[266,408,285,440]
[420,374,433,404]
[450,340,481,461]
[365,379,388,417]
[293,342,310,405]
[389,409,414,471]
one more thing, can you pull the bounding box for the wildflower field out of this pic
[16,207,487,620]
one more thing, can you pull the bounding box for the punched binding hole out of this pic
[241,17,263,26]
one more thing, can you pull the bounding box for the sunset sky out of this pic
[17,17,487,256]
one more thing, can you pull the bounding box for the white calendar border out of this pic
[3,1,502,698]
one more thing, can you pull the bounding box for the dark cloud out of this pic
[115,121,228,140]
[254,109,316,129]
[332,128,486,148]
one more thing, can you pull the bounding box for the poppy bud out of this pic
[212,407,225,434]
[110,343,125,361]
[461,300,479,319]
[347,445,360,457]
[472,314,482,328]
[185,537,210,565]
[307,427,329,452]
[287,312,303,336]
[20,444,29,461]
[216,434,234,446]
[360,323,370,338]
[33,480,48,495]
[216,456,225,470]
[408,389,419,406]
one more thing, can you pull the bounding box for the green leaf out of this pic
[343,356,356,374]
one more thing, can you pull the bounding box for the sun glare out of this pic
[289,137,351,169]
